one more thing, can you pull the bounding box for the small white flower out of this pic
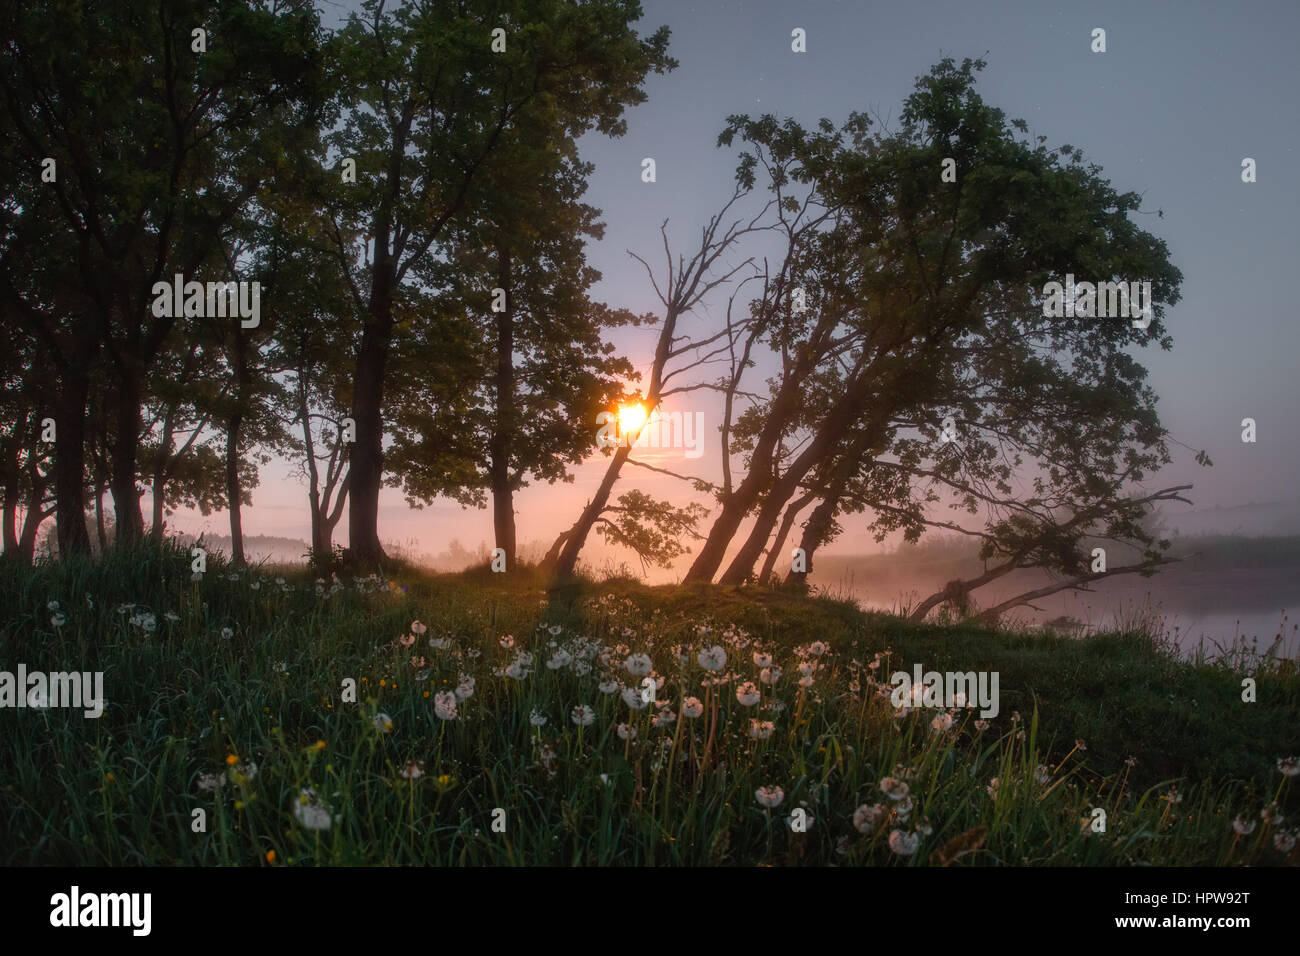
[400,761,425,780]
[853,804,885,833]
[50,612,66,627]
[196,772,225,792]
[621,686,649,711]
[47,600,60,611]
[1275,830,1297,853]
[220,627,234,640]
[1232,818,1256,836]
[973,719,990,732]
[434,692,458,721]
[272,661,288,674]
[735,681,761,706]
[880,777,910,801]
[164,611,180,623]
[571,704,596,727]
[1278,757,1300,778]
[697,645,727,671]
[293,789,332,831]
[888,829,920,856]
[755,785,785,809]
[499,634,514,648]
[373,712,394,733]
[428,636,450,650]
[931,712,955,734]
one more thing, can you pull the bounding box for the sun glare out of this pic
[617,402,649,436]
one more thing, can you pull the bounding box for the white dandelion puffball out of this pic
[880,777,910,801]
[411,620,427,635]
[434,692,458,720]
[888,829,920,856]
[293,790,332,831]
[853,804,885,834]
[752,651,773,668]
[736,681,761,707]
[681,696,704,718]
[571,705,595,727]
[624,653,652,677]
[372,712,394,733]
[755,785,785,809]
[748,720,775,740]
[621,686,649,711]
[616,723,637,741]
[760,665,782,685]
[697,645,727,671]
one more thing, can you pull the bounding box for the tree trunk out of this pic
[348,248,396,567]
[226,411,245,564]
[551,442,633,580]
[18,501,47,564]
[489,244,517,569]
[94,478,107,553]
[2,439,19,556]
[110,369,144,542]
[226,330,250,564]
[150,411,174,541]
[53,370,92,556]
[758,492,815,584]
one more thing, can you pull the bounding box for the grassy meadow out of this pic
[1,540,1297,866]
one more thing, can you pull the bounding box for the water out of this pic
[816,562,1300,660]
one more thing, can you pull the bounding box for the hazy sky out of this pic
[169,0,1300,571]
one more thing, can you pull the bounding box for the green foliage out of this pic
[0,540,1294,866]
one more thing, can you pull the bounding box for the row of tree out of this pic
[1,0,1205,619]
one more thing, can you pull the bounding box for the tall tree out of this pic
[683,59,1189,586]
[324,0,673,566]
[0,0,327,545]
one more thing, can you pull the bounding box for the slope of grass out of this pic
[0,540,1295,866]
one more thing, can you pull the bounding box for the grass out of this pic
[0,539,1296,866]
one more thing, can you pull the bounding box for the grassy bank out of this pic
[0,541,1296,866]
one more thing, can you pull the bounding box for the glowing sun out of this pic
[617,402,649,436]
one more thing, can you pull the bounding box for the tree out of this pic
[680,59,1191,590]
[323,0,673,566]
[0,0,328,545]
[386,129,640,570]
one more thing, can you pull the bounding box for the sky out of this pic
[167,0,1300,574]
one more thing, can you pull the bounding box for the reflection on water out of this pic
[816,562,1300,661]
